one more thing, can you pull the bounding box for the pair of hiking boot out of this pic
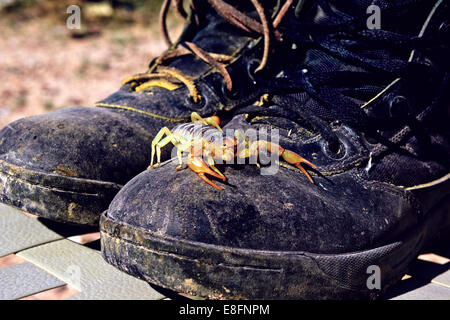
[0,0,449,299]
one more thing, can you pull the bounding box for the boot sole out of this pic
[100,195,450,299]
[0,159,122,226]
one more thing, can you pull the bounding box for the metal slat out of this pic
[390,282,450,300]
[0,262,65,300]
[407,260,450,289]
[0,204,63,257]
[17,239,165,300]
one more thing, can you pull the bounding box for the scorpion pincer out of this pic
[148,112,316,190]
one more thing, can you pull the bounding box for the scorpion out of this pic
[148,112,317,190]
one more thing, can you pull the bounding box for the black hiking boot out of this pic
[100,0,450,299]
[0,0,293,225]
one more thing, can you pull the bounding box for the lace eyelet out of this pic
[221,81,240,100]
[321,140,346,160]
[362,132,378,145]
[439,21,449,37]
[185,94,206,109]
[330,120,341,129]
[246,59,262,85]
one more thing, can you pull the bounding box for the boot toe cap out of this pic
[0,106,153,184]
[106,159,419,254]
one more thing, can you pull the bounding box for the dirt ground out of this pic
[0,7,173,129]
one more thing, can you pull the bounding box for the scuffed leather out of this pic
[107,160,421,254]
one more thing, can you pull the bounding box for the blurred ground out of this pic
[0,0,181,128]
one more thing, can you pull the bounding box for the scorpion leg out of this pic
[191,112,223,132]
[188,155,226,190]
[236,133,261,168]
[149,127,181,169]
[206,155,226,181]
[174,141,192,171]
[149,127,171,168]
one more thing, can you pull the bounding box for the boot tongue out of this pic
[165,5,255,77]
[188,0,279,53]
[166,0,281,76]
[190,11,250,56]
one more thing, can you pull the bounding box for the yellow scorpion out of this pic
[148,113,317,190]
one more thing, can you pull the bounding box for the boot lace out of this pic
[233,0,449,159]
[121,0,295,102]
